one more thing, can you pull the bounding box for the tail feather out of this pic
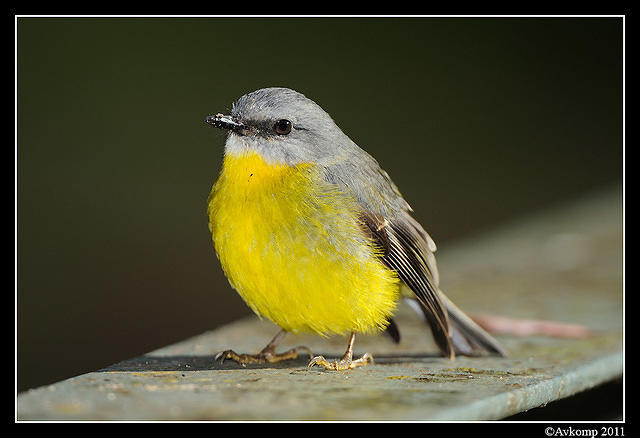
[405,291,508,358]
[438,291,508,357]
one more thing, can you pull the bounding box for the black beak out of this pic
[205,113,246,133]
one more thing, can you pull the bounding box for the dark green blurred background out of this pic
[17,17,622,392]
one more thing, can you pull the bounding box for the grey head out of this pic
[206,87,358,166]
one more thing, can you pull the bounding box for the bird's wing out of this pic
[322,152,506,358]
[359,209,455,359]
[321,154,454,358]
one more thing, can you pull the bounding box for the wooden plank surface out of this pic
[17,186,623,421]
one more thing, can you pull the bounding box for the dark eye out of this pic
[273,119,292,135]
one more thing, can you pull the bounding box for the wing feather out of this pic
[360,210,455,359]
[322,156,506,358]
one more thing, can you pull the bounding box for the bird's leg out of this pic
[215,329,313,366]
[308,332,374,371]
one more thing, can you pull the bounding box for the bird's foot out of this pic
[215,345,313,366]
[308,352,374,371]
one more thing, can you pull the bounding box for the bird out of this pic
[205,87,507,370]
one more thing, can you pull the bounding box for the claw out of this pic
[214,350,227,363]
[307,332,373,371]
[307,353,373,371]
[307,355,331,369]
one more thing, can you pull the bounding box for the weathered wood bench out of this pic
[17,186,623,420]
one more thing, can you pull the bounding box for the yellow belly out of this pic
[207,151,399,336]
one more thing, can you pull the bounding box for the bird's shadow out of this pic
[98,352,445,372]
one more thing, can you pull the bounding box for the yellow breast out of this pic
[207,151,399,336]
